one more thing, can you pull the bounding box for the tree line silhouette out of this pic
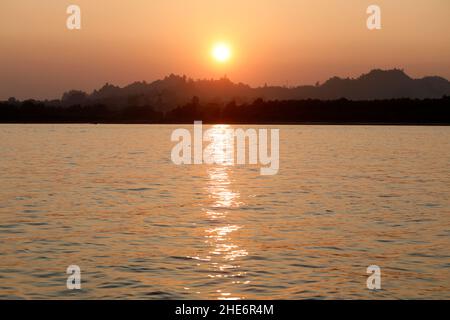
[1,96,449,124]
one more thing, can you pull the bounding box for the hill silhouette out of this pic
[2,68,450,124]
[57,69,450,111]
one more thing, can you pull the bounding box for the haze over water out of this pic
[0,124,449,299]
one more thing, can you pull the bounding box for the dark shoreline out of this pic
[2,96,449,125]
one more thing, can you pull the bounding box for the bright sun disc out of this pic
[212,43,231,63]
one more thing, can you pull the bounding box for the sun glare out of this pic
[212,43,231,63]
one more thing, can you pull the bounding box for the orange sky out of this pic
[1,0,449,100]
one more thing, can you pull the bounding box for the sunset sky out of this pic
[1,0,449,100]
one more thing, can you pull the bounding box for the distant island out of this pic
[1,69,450,124]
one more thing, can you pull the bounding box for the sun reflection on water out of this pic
[203,125,248,300]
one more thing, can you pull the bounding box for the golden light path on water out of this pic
[202,125,248,300]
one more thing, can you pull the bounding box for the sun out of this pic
[212,43,232,63]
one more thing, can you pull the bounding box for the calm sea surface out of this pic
[0,124,449,299]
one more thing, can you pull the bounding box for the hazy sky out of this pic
[1,0,449,100]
